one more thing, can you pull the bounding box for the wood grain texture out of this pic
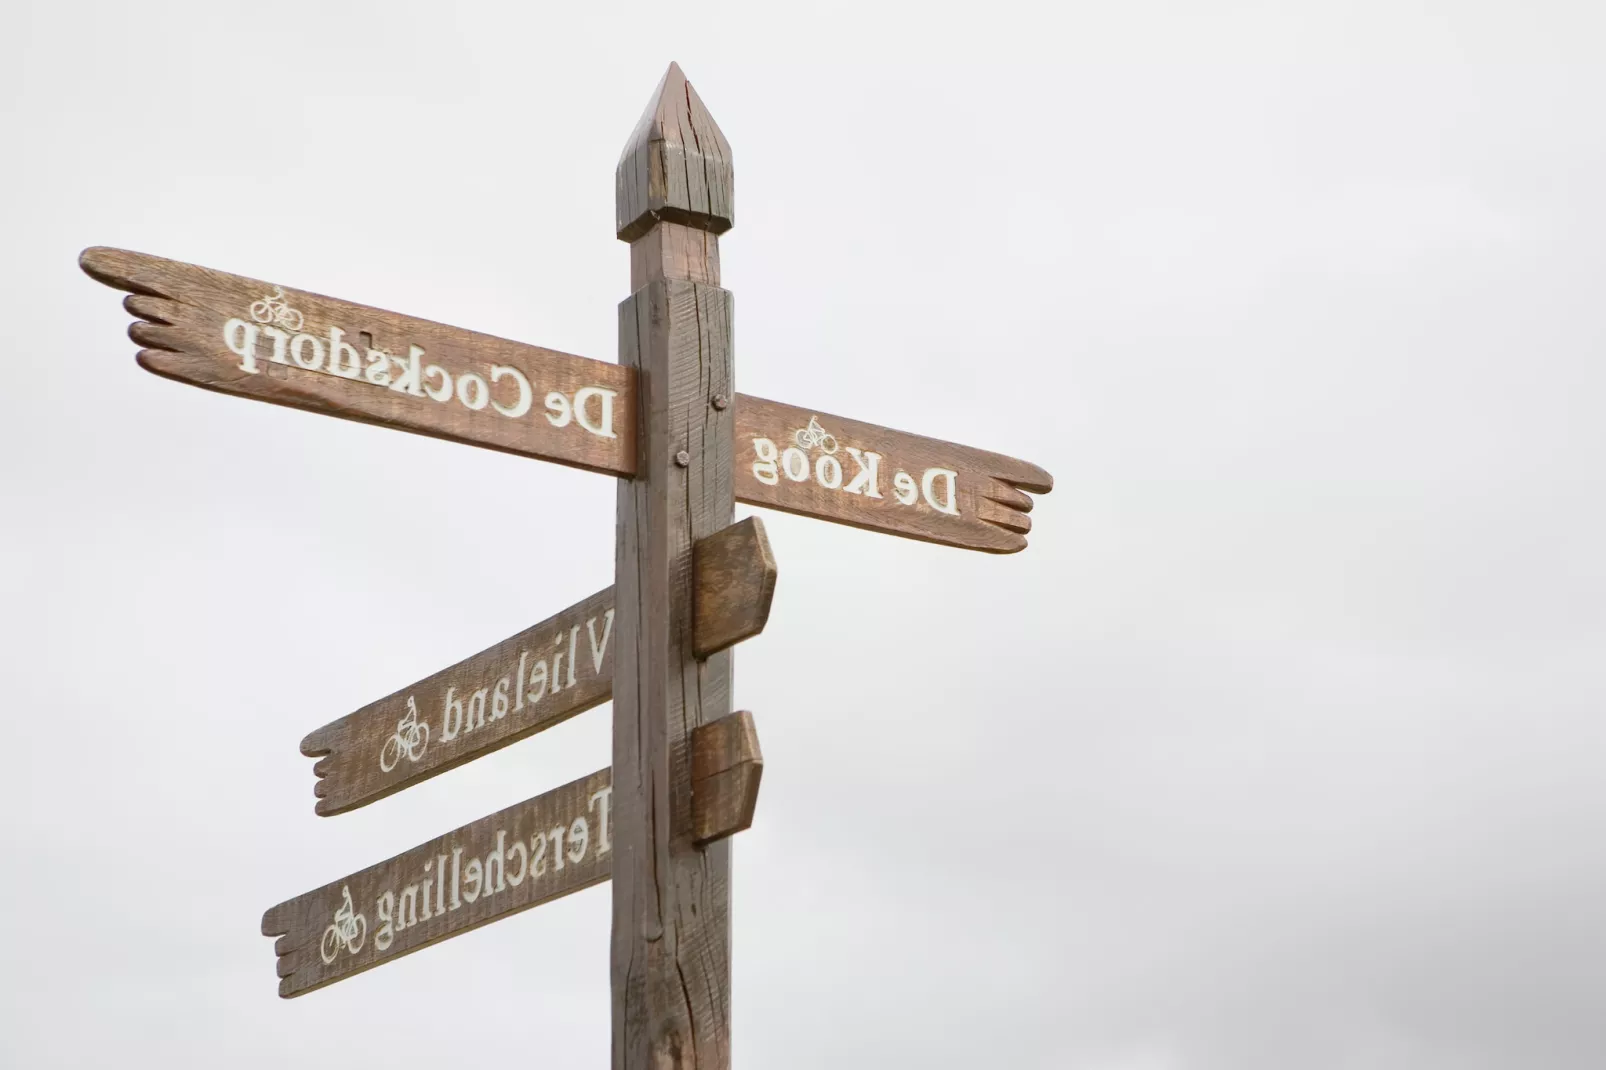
[261,768,613,999]
[300,523,776,816]
[301,588,614,816]
[733,395,1052,554]
[80,253,1052,552]
[689,711,762,846]
[78,246,633,475]
[693,517,777,659]
[616,62,734,242]
[612,63,735,1070]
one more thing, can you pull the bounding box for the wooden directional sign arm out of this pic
[732,394,1052,554]
[299,517,776,817]
[79,247,634,476]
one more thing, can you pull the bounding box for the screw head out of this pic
[675,450,691,467]
[711,394,729,411]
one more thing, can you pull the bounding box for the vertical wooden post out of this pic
[612,63,736,1070]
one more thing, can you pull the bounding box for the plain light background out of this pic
[3,2,1603,1068]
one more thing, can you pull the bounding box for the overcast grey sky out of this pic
[3,2,1604,1068]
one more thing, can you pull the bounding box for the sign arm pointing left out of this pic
[79,246,637,476]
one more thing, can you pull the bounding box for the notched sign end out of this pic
[260,902,303,998]
[693,516,778,659]
[690,710,763,845]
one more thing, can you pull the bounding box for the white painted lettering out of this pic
[456,371,488,410]
[752,438,780,485]
[485,832,507,895]
[423,363,451,402]
[290,332,326,371]
[921,467,959,515]
[440,688,463,742]
[574,387,618,439]
[390,345,425,396]
[491,676,510,720]
[531,831,548,877]
[544,391,572,428]
[893,470,918,505]
[397,884,419,929]
[223,318,260,373]
[566,626,579,689]
[506,840,528,886]
[587,609,615,673]
[816,454,842,489]
[782,447,809,482]
[490,365,531,418]
[327,327,362,379]
[375,890,394,950]
[589,786,613,854]
[466,687,488,732]
[843,448,883,498]
[548,826,566,870]
[363,349,393,386]
[514,651,528,712]
[527,657,548,703]
[567,817,589,863]
[462,858,483,903]
[262,325,290,365]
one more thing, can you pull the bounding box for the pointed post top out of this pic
[616,63,734,242]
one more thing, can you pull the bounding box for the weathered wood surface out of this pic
[611,64,736,1070]
[616,61,733,242]
[693,516,777,658]
[302,589,614,817]
[262,768,614,999]
[78,246,634,476]
[80,250,1050,552]
[690,711,762,846]
[301,517,778,816]
[262,713,763,999]
[734,396,1050,554]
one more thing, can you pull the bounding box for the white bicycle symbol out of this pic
[379,696,430,773]
[249,286,304,332]
[793,416,838,454]
[320,886,368,964]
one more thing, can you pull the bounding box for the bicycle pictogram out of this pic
[379,696,430,773]
[249,286,305,332]
[793,415,838,454]
[319,886,368,964]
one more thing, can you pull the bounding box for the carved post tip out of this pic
[616,63,734,242]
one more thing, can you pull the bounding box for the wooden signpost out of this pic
[81,62,1051,1070]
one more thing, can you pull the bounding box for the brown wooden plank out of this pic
[693,517,777,659]
[611,62,735,1070]
[690,711,763,846]
[300,518,778,816]
[733,394,1052,554]
[261,768,613,999]
[78,246,634,476]
[80,257,1051,553]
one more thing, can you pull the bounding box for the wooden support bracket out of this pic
[693,516,778,659]
[689,710,763,846]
